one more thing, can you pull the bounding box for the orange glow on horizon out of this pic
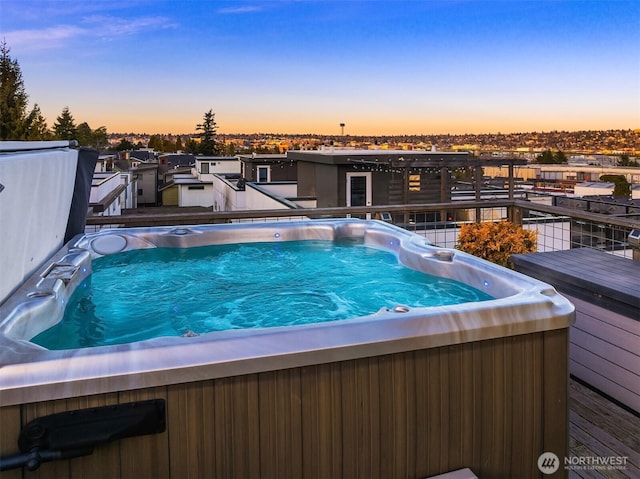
[46,107,638,137]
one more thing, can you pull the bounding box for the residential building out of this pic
[95,154,117,173]
[131,163,160,206]
[288,149,526,221]
[89,171,137,220]
[161,168,212,207]
[535,164,640,185]
[129,149,156,162]
[574,182,616,197]
[160,157,241,208]
[158,153,194,170]
[195,156,241,179]
[238,153,296,183]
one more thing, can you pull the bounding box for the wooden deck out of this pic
[512,249,640,412]
[568,378,640,479]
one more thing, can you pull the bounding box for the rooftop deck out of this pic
[85,200,640,478]
[3,142,639,477]
[569,378,640,479]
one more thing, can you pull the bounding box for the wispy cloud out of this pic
[217,6,263,14]
[82,15,176,35]
[3,25,86,52]
[3,15,176,52]
[81,15,177,36]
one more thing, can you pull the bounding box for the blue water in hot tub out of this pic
[31,240,494,349]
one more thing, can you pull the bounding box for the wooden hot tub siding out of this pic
[0,329,568,479]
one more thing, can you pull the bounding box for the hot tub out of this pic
[0,219,574,478]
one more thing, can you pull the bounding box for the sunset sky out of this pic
[2,0,639,136]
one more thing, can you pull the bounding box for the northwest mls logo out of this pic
[537,452,560,474]
[537,452,629,474]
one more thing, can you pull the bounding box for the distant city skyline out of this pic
[2,0,639,136]
[108,129,640,157]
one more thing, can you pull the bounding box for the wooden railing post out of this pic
[508,204,523,225]
[475,166,483,224]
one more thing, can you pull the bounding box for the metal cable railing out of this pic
[86,199,640,259]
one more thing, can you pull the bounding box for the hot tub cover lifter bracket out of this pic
[0,399,166,471]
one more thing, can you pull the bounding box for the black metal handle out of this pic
[0,447,93,471]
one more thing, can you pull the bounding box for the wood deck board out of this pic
[570,380,640,452]
[569,378,640,479]
[568,464,608,479]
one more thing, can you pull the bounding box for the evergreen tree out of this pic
[553,150,567,164]
[162,137,176,153]
[148,134,163,151]
[535,150,555,164]
[0,42,29,139]
[535,149,567,164]
[175,135,183,152]
[92,126,108,150]
[196,109,219,155]
[600,174,631,198]
[185,139,199,154]
[53,106,77,140]
[618,155,639,167]
[24,103,51,140]
[76,122,93,146]
[112,138,135,151]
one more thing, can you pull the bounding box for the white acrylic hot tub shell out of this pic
[0,220,575,406]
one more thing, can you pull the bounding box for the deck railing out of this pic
[86,199,640,260]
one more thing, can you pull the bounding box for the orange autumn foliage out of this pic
[456,221,538,269]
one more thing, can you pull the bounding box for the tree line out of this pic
[0,42,107,147]
[0,42,221,154]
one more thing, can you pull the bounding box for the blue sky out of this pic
[1,0,639,135]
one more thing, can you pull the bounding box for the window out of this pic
[201,162,210,174]
[257,166,270,183]
[409,174,421,191]
[137,189,143,195]
[188,185,205,190]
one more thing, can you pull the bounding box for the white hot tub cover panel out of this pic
[0,143,78,304]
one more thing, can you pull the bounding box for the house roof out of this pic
[164,167,193,177]
[174,177,210,185]
[195,156,238,162]
[130,151,156,161]
[287,149,526,167]
[131,164,159,172]
[238,154,288,164]
[576,182,615,188]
